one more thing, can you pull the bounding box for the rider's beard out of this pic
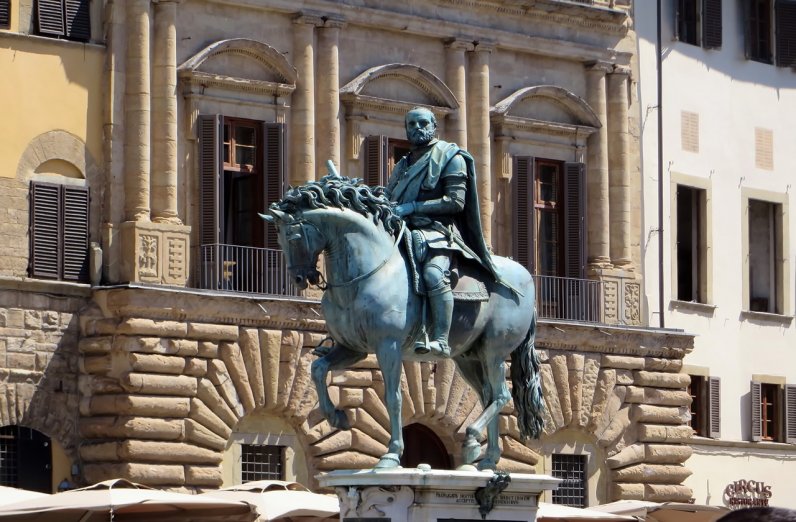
[408,127,435,147]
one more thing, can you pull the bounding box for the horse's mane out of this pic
[274,175,402,236]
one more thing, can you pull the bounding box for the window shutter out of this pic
[708,376,721,439]
[62,185,90,282]
[751,381,763,441]
[743,1,753,59]
[563,162,587,280]
[673,0,681,41]
[0,0,10,29]
[785,384,796,444]
[775,0,796,67]
[65,0,90,41]
[512,156,535,274]
[702,0,722,49]
[37,0,65,36]
[364,135,388,187]
[29,182,62,279]
[199,115,222,247]
[263,122,285,250]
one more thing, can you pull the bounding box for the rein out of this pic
[319,222,406,289]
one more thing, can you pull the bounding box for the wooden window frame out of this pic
[675,0,722,49]
[747,199,783,314]
[35,0,91,42]
[676,185,707,303]
[689,375,720,438]
[534,160,564,278]
[775,0,796,67]
[747,0,774,63]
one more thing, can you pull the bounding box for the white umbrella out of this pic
[0,479,257,522]
[0,486,49,506]
[537,502,637,521]
[591,500,729,522]
[202,486,339,521]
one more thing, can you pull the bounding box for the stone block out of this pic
[79,337,113,354]
[352,429,388,457]
[118,440,222,465]
[129,353,186,374]
[189,398,233,439]
[23,310,41,329]
[645,358,683,372]
[206,360,245,418]
[197,341,218,358]
[34,352,53,372]
[219,342,255,413]
[501,436,540,466]
[612,464,692,484]
[184,358,207,377]
[645,444,692,464]
[311,430,352,456]
[7,352,35,371]
[602,355,645,370]
[6,309,24,328]
[644,484,693,502]
[80,442,120,462]
[634,371,690,389]
[79,417,185,441]
[624,386,691,406]
[239,328,264,407]
[339,388,364,408]
[84,463,185,486]
[637,424,693,443]
[260,329,282,410]
[606,443,646,469]
[611,482,644,501]
[121,372,198,396]
[184,419,228,451]
[184,465,223,487]
[632,404,689,425]
[351,407,390,444]
[196,379,238,427]
[186,323,238,342]
[315,451,379,470]
[495,456,536,474]
[41,311,59,330]
[116,318,187,337]
[81,395,191,417]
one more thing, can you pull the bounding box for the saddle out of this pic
[402,230,489,302]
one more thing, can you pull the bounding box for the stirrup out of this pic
[414,339,450,358]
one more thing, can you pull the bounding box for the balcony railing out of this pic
[193,244,298,297]
[533,274,603,323]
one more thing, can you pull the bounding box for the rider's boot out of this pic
[415,286,453,358]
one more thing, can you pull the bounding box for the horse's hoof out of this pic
[374,453,402,469]
[477,459,497,471]
[462,438,481,465]
[457,464,478,472]
[331,409,351,430]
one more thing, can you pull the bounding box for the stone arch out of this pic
[493,85,601,128]
[16,130,103,242]
[341,63,458,111]
[179,38,297,86]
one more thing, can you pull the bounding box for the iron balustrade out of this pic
[533,274,603,323]
[194,244,298,297]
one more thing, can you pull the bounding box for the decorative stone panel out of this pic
[119,221,190,285]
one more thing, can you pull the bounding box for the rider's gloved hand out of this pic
[394,202,416,217]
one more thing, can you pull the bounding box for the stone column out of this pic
[585,62,612,267]
[291,14,321,186]
[445,39,473,148]
[124,0,151,222]
[316,18,345,177]
[608,66,632,267]
[467,43,494,245]
[151,0,181,224]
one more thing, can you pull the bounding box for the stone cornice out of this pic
[92,285,326,332]
[205,0,631,65]
[537,320,694,359]
[180,71,296,98]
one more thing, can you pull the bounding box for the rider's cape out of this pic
[388,140,519,296]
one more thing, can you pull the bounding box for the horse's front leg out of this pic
[374,340,403,469]
[311,344,366,430]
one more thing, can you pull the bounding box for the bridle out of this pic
[285,217,406,290]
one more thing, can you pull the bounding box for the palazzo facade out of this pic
[0,0,696,506]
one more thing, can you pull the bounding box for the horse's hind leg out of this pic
[463,355,511,471]
[311,344,366,430]
[455,354,488,468]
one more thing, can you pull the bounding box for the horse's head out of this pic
[260,207,324,290]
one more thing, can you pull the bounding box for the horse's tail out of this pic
[510,306,545,440]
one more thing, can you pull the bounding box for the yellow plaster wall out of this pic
[0,35,104,179]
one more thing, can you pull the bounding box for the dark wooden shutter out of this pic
[563,162,586,280]
[512,156,535,273]
[785,384,796,444]
[62,185,89,282]
[65,0,90,41]
[673,0,681,41]
[199,115,222,247]
[29,182,62,279]
[708,376,721,439]
[775,0,796,66]
[263,122,285,249]
[364,135,388,187]
[751,381,763,441]
[37,0,65,36]
[743,0,754,59]
[0,0,10,29]
[702,0,722,49]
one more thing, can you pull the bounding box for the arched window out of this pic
[400,423,452,470]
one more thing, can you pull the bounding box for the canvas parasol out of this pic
[201,480,339,521]
[590,499,730,522]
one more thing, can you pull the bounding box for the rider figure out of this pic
[387,107,508,358]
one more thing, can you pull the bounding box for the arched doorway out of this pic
[0,425,52,493]
[400,423,452,470]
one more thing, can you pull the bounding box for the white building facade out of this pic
[636,0,796,510]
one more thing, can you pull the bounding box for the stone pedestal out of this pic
[320,468,559,521]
